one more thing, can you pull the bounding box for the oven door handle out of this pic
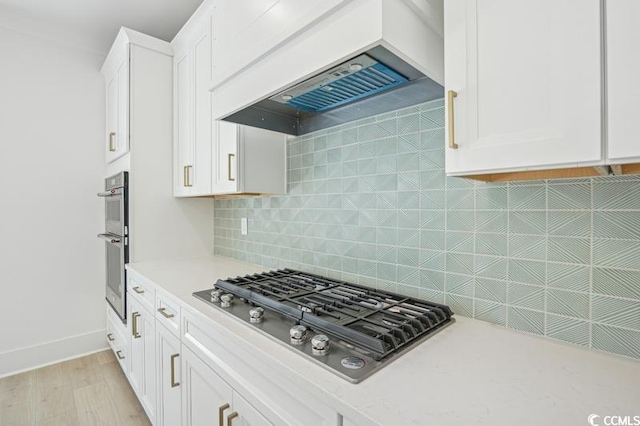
[98,233,123,246]
[97,187,124,197]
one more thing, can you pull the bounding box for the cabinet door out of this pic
[213,121,239,194]
[128,298,156,423]
[182,345,233,426]
[174,48,194,196]
[607,0,640,165]
[444,0,602,175]
[105,47,129,163]
[116,53,129,159]
[156,323,182,426]
[191,15,213,195]
[105,74,118,161]
[231,392,273,426]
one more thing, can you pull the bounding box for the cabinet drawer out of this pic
[182,309,339,426]
[156,291,181,338]
[128,274,155,313]
[107,306,129,372]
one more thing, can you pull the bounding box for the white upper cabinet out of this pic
[212,123,287,195]
[172,0,287,197]
[173,4,214,196]
[445,0,603,177]
[606,0,640,168]
[103,41,129,163]
[101,28,173,168]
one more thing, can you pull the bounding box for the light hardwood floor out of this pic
[0,350,150,426]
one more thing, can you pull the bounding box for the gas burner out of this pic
[193,269,454,383]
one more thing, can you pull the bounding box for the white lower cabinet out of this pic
[106,306,128,373]
[182,345,271,426]
[231,391,272,426]
[182,310,339,426]
[114,270,347,426]
[182,344,232,426]
[128,297,156,424]
[156,322,182,426]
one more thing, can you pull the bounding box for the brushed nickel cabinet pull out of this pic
[218,403,230,426]
[109,132,116,152]
[227,412,239,426]
[183,165,193,187]
[132,286,144,294]
[228,153,235,182]
[170,353,180,388]
[157,307,175,319]
[116,350,125,360]
[132,312,141,338]
[448,90,459,149]
[107,333,114,342]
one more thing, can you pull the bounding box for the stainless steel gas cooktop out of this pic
[193,269,454,383]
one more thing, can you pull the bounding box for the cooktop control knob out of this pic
[220,294,233,308]
[289,325,307,345]
[311,334,330,356]
[249,307,264,323]
[210,290,223,303]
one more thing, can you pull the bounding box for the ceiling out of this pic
[0,0,204,54]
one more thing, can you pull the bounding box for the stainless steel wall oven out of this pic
[98,172,129,322]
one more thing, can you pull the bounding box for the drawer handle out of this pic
[228,153,235,182]
[170,353,180,388]
[109,132,116,152]
[132,286,144,294]
[132,312,141,339]
[447,90,459,149]
[157,307,175,319]
[219,403,230,426]
[116,350,125,360]
[107,333,115,342]
[227,412,239,426]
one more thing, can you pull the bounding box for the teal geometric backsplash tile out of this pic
[214,99,640,361]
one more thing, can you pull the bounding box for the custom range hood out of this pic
[225,47,443,136]
[212,0,445,136]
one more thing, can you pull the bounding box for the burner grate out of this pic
[215,269,453,360]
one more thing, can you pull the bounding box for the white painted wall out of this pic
[0,24,106,376]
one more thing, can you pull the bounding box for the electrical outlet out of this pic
[241,217,248,235]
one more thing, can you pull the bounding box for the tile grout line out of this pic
[506,181,511,328]
[544,180,549,338]
[589,177,594,350]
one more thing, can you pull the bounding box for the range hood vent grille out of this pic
[271,54,408,114]
[227,48,443,136]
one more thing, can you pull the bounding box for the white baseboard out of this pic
[0,329,109,378]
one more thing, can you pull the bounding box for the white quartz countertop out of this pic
[127,256,640,426]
